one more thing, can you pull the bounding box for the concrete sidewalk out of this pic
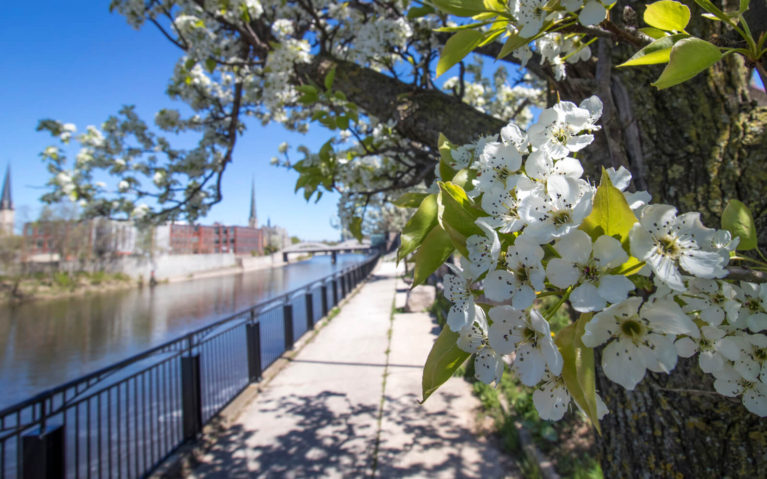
[187,259,518,478]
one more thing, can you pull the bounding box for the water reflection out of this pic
[0,254,368,409]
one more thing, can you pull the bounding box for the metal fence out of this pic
[0,254,379,479]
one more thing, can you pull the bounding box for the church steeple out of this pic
[0,165,12,211]
[0,165,14,235]
[248,178,257,228]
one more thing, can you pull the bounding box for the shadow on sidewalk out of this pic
[190,388,508,478]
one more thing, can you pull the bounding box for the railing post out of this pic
[283,303,294,350]
[305,291,314,329]
[181,352,202,440]
[246,313,262,382]
[321,285,329,316]
[340,272,347,298]
[19,424,65,479]
[332,277,339,305]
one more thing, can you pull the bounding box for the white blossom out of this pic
[546,230,635,312]
[630,205,729,291]
[488,307,562,386]
[582,297,698,390]
[485,240,545,309]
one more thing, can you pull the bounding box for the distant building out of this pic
[167,222,264,255]
[262,217,290,251]
[23,181,270,257]
[0,166,14,235]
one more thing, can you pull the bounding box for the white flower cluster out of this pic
[438,96,767,420]
[510,0,606,39]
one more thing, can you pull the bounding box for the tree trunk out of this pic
[572,13,767,478]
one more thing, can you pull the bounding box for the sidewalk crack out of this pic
[368,292,396,477]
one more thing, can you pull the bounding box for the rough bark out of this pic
[296,55,505,149]
[589,67,767,478]
[563,6,767,477]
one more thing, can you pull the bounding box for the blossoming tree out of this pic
[38,0,767,475]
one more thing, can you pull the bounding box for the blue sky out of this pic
[0,2,341,240]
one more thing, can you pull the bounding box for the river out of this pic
[0,253,369,410]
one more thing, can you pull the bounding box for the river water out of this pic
[0,253,369,410]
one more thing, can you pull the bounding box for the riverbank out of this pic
[0,253,327,305]
[0,271,135,304]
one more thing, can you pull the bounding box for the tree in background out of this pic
[36,0,767,475]
[29,202,93,270]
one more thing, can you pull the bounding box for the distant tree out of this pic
[31,202,92,270]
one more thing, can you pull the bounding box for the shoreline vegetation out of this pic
[0,253,318,305]
[0,271,135,305]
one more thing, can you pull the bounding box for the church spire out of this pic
[0,165,12,211]
[248,177,257,228]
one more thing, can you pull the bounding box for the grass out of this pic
[0,270,134,302]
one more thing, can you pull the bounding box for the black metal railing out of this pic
[0,254,379,479]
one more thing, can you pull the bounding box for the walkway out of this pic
[186,259,518,478]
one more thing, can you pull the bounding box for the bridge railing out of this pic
[0,254,380,479]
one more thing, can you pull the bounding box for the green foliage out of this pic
[429,0,487,17]
[722,199,757,251]
[579,168,637,248]
[651,37,722,90]
[617,35,682,67]
[393,192,429,208]
[437,30,485,77]
[53,272,75,289]
[398,193,438,262]
[643,0,691,32]
[437,181,483,257]
[421,324,470,402]
[349,216,364,242]
[555,313,600,433]
[413,226,454,286]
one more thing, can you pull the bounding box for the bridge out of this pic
[282,239,374,264]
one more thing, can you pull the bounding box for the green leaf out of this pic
[421,325,470,402]
[477,28,504,47]
[579,168,638,248]
[407,4,435,19]
[639,26,670,39]
[434,21,492,32]
[437,182,483,256]
[496,32,530,60]
[437,29,485,77]
[205,58,217,73]
[324,67,336,91]
[393,192,429,208]
[398,194,439,262]
[722,199,757,250]
[336,115,349,130]
[318,140,334,162]
[349,216,363,242]
[555,314,601,433]
[451,168,475,191]
[298,90,318,105]
[413,226,455,286]
[438,133,458,181]
[652,37,722,89]
[644,0,691,31]
[613,257,646,276]
[429,0,487,17]
[617,35,685,67]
